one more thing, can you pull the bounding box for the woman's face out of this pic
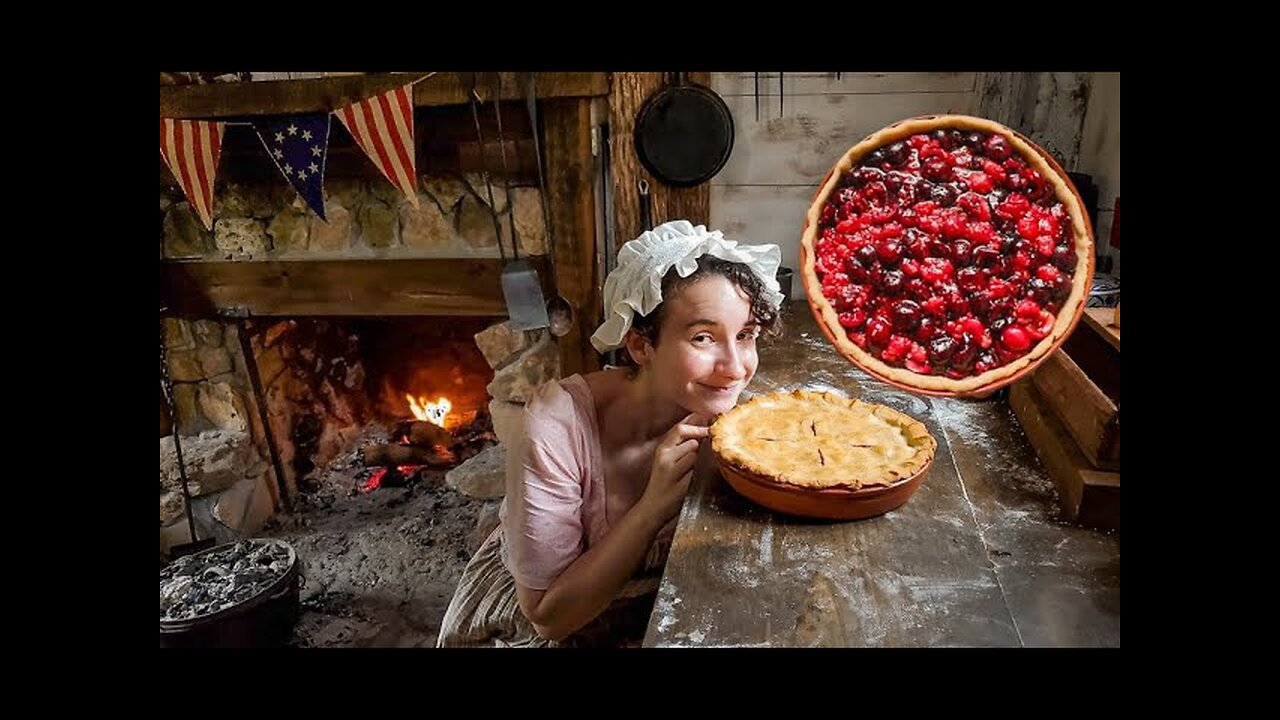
[640,275,761,417]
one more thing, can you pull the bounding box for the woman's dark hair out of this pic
[620,257,783,369]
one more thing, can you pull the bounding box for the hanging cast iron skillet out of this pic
[634,73,734,188]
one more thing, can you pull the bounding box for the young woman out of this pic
[437,220,783,647]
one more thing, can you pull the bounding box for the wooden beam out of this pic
[160,73,610,119]
[160,258,550,318]
[543,97,602,377]
[608,72,712,242]
[161,103,542,188]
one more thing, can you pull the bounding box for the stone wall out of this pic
[160,317,275,558]
[161,174,548,261]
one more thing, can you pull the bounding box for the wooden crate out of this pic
[1028,345,1120,470]
[1010,382,1120,531]
[1010,307,1121,530]
[1030,306,1121,465]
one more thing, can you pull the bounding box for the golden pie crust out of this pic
[800,114,1094,395]
[710,390,937,491]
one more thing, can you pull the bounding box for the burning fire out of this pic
[406,394,452,427]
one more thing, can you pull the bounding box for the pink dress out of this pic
[437,375,673,647]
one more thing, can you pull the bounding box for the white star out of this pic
[310,145,322,157]
[274,132,284,143]
[301,129,312,141]
[284,164,294,176]
[287,124,298,136]
[297,170,308,181]
[273,149,283,160]
[308,162,319,173]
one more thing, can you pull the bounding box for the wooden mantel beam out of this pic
[160,73,610,119]
[160,257,552,318]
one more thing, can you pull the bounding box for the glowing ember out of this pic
[359,465,424,493]
[406,394,451,427]
[360,468,389,493]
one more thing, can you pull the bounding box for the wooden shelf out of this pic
[160,257,552,318]
[160,72,610,119]
[1082,307,1120,351]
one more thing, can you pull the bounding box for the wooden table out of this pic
[642,303,1121,647]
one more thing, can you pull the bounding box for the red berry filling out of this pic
[816,128,1078,378]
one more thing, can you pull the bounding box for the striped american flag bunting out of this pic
[159,118,226,230]
[334,84,419,208]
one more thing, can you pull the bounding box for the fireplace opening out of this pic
[252,315,499,497]
[160,308,560,642]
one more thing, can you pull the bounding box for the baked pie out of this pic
[801,115,1094,396]
[710,389,936,492]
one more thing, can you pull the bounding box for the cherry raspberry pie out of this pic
[801,115,1094,395]
[711,390,936,491]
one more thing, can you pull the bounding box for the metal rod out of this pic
[779,72,784,118]
[524,73,557,262]
[466,74,507,262]
[493,73,521,261]
[236,317,292,513]
[160,319,200,544]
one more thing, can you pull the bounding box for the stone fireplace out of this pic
[159,76,607,564]
[160,170,562,558]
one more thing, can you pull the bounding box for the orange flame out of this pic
[406,394,452,427]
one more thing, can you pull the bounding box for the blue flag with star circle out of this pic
[253,113,331,220]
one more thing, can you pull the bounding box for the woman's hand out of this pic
[639,413,710,522]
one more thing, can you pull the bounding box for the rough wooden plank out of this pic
[713,91,976,186]
[608,73,712,244]
[1075,470,1121,531]
[1076,72,1120,271]
[1061,319,1121,404]
[431,72,608,108]
[608,73,656,242]
[159,258,548,318]
[713,72,976,97]
[975,72,1034,132]
[1009,381,1120,531]
[1082,308,1120,352]
[543,98,601,377]
[1076,73,1122,224]
[975,72,1090,169]
[1029,350,1120,469]
[160,72,609,119]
